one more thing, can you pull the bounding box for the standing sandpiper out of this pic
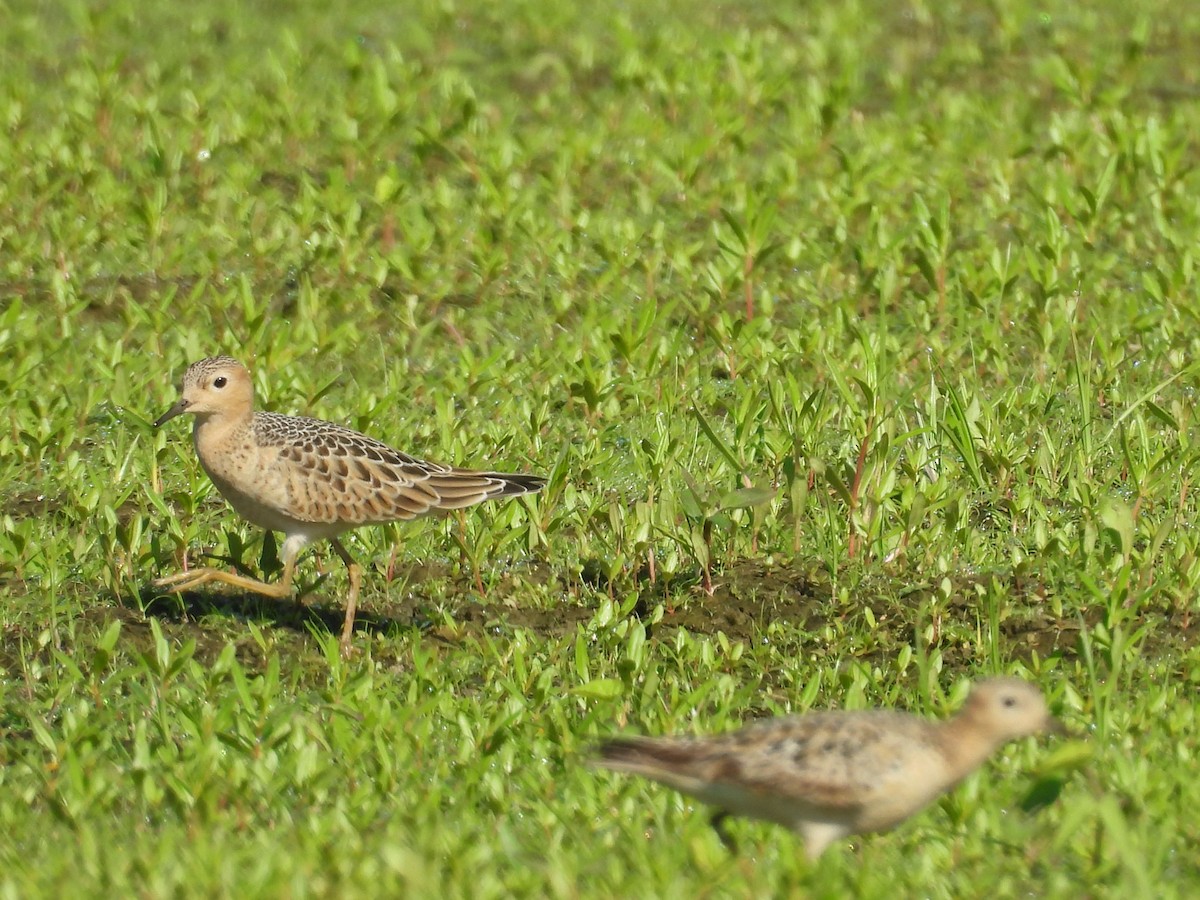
[152,356,545,653]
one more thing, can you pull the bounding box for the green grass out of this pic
[3,0,1200,895]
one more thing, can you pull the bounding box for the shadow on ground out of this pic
[6,557,1191,679]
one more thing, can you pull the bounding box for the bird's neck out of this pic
[192,411,253,452]
[932,711,1005,784]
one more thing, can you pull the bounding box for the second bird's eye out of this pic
[214,376,228,388]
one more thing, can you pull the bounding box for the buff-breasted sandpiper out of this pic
[152,356,545,652]
[593,677,1062,859]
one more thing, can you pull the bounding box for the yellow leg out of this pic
[155,538,363,652]
[331,538,362,657]
[153,554,296,599]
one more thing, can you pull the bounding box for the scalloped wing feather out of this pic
[253,413,543,526]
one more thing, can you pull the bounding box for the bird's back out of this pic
[596,710,953,833]
[247,412,545,527]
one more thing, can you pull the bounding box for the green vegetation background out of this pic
[2,0,1199,895]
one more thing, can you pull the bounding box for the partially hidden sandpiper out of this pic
[152,356,545,653]
[593,677,1062,859]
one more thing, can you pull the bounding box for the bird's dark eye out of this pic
[214,376,228,388]
[1003,696,1017,708]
